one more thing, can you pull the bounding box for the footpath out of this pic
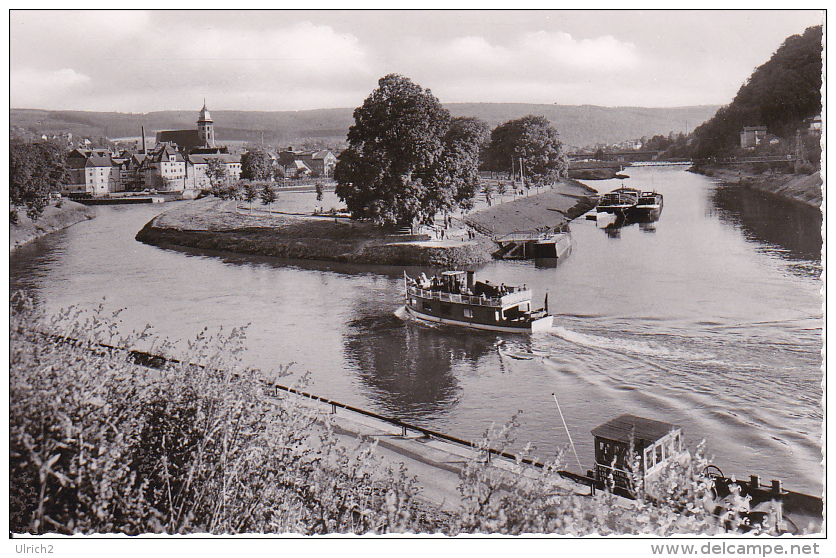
[280,390,595,514]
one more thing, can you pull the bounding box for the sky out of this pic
[8,9,824,113]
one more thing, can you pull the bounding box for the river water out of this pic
[10,167,823,495]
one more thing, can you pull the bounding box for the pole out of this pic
[552,392,584,473]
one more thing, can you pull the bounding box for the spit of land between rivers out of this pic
[135,178,598,266]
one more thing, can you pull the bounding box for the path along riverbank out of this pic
[692,166,822,208]
[136,178,598,266]
[10,200,96,252]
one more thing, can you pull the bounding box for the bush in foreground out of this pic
[9,295,431,534]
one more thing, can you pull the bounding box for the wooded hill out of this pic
[691,25,822,159]
[10,103,719,151]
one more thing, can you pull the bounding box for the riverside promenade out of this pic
[276,387,596,514]
[464,178,598,239]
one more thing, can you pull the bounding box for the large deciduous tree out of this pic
[424,116,490,212]
[10,142,69,221]
[484,115,569,185]
[335,74,486,226]
[241,148,273,181]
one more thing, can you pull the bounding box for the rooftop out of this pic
[591,414,680,445]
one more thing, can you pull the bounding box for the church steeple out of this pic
[197,100,215,147]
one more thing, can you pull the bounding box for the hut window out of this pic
[645,447,654,469]
[656,444,664,463]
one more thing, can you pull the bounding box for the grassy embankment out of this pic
[465,178,598,238]
[136,197,496,267]
[136,179,598,266]
[10,200,95,251]
[693,166,822,208]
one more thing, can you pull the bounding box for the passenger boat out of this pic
[627,191,664,221]
[596,187,642,214]
[403,270,553,332]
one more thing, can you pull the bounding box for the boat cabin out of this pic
[403,270,551,332]
[591,414,684,490]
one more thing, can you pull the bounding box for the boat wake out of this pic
[548,325,710,361]
[393,305,409,321]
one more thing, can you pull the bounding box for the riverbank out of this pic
[136,179,598,266]
[9,200,95,252]
[692,166,822,208]
[465,178,598,237]
[136,197,496,266]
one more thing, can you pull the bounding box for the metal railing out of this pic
[35,329,555,470]
[407,285,530,308]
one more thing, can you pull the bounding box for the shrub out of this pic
[9,294,431,534]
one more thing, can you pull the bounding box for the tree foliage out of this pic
[335,74,487,226]
[9,295,433,535]
[241,148,273,181]
[206,159,232,197]
[691,25,822,160]
[483,115,568,184]
[10,141,69,221]
[261,182,277,207]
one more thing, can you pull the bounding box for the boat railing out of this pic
[407,285,504,307]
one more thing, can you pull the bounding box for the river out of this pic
[9,167,823,495]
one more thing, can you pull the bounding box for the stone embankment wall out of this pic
[693,166,822,208]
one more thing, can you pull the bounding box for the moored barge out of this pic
[627,191,664,221]
[404,270,553,332]
[596,187,642,214]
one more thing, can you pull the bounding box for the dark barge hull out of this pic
[405,304,553,332]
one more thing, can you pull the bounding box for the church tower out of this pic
[197,100,215,148]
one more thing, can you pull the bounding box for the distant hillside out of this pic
[692,25,822,159]
[10,103,719,150]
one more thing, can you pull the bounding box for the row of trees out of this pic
[335,74,568,227]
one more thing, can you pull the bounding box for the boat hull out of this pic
[405,304,553,333]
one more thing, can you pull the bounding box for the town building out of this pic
[276,146,337,178]
[807,115,822,135]
[187,153,242,190]
[143,143,188,191]
[155,101,218,153]
[740,126,767,149]
[64,148,123,197]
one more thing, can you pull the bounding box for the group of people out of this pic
[407,273,525,299]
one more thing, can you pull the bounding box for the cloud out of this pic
[10,13,375,111]
[10,68,92,108]
[518,31,639,70]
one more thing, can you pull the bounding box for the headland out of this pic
[135,179,598,266]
